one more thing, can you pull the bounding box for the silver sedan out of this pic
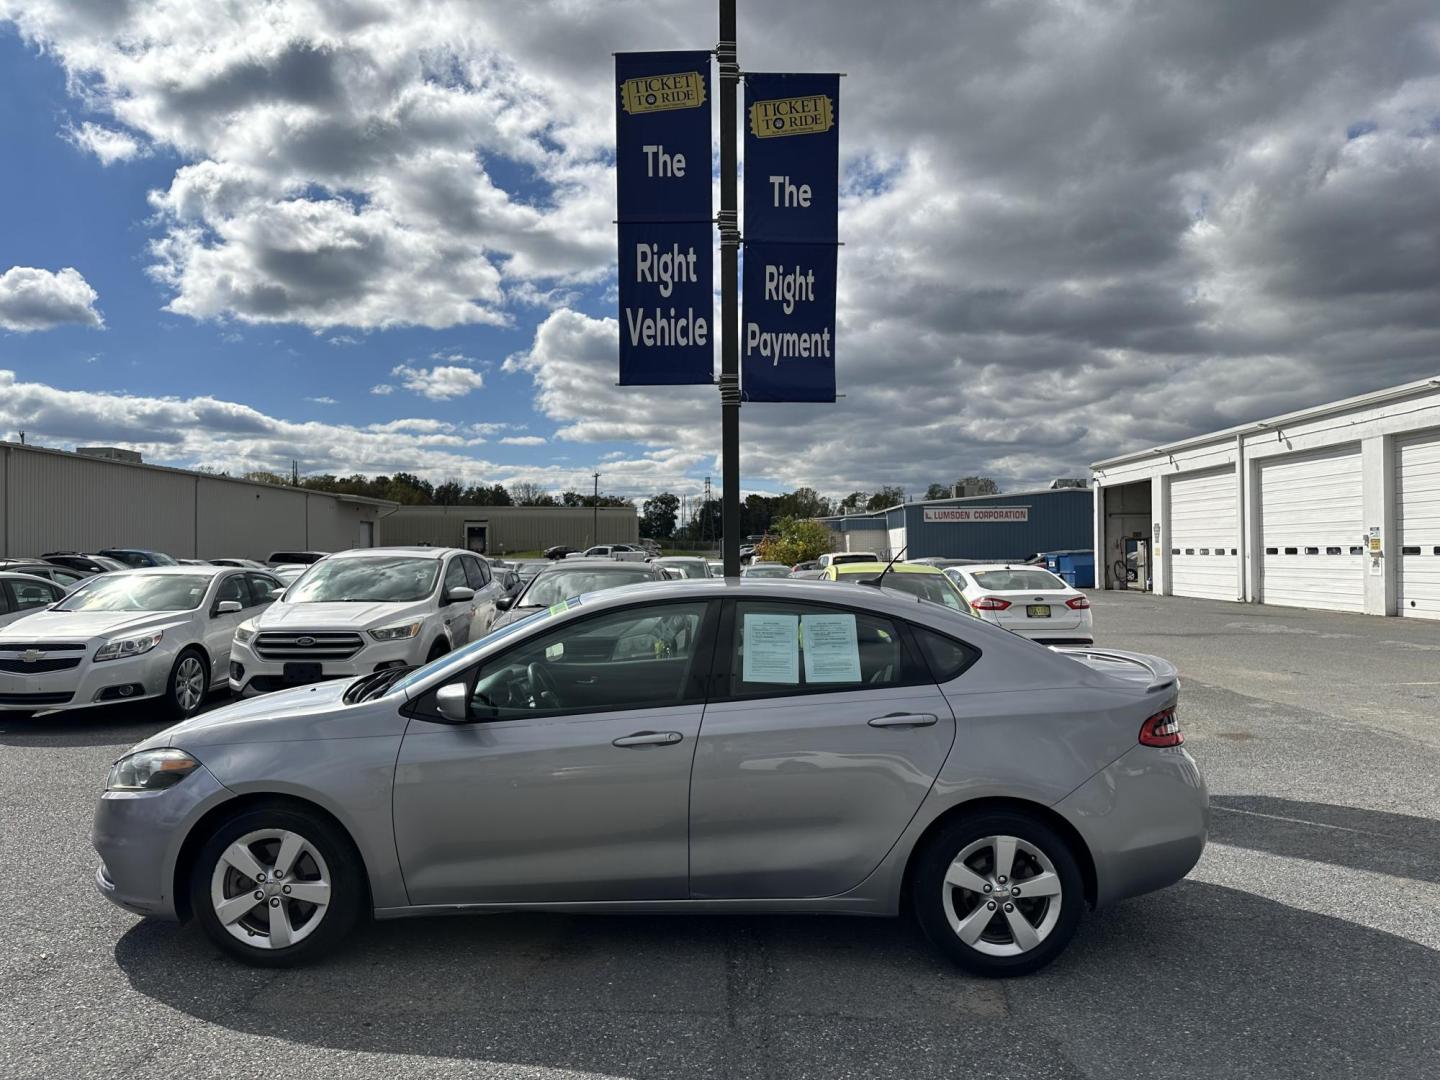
[92,578,1207,975]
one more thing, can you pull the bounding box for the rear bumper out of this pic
[1055,744,1208,908]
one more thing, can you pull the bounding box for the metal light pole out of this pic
[592,470,601,546]
[717,0,741,577]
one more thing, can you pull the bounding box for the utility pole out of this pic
[592,470,601,546]
[717,0,741,577]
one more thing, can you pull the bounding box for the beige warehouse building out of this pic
[0,441,392,561]
[380,505,639,555]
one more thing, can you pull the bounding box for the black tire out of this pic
[189,803,364,967]
[163,647,210,721]
[913,811,1085,977]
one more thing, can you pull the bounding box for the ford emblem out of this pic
[295,636,317,647]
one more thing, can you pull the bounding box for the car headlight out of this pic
[235,621,255,644]
[94,629,164,662]
[369,621,422,642]
[106,748,200,792]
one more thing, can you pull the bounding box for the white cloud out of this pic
[499,434,546,446]
[391,363,485,400]
[64,121,144,164]
[0,266,104,332]
[305,395,336,405]
[0,369,696,494]
[369,383,393,396]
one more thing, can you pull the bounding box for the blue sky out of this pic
[1,2,1436,503]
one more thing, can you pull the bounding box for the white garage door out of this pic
[1258,446,1364,612]
[1167,468,1238,600]
[1395,432,1440,620]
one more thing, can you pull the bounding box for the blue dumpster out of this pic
[1042,549,1095,589]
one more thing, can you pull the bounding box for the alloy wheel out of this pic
[941,834,1063,956]
[175,656,206,713]
[209,829,333,950]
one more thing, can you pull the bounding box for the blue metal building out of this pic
[817,488,1092,561]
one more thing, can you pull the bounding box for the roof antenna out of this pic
[862,545,907,590]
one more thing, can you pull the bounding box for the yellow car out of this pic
[820,561,974,615]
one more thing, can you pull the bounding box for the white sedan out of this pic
[0,566,281,717]
[943,564,1093,645]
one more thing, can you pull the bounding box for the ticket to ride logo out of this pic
[749,94,834,138]
[621,72,707,114]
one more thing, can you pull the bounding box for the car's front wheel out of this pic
[164,648,209,720]
[190,804,363,967]
[913,811,1084,977]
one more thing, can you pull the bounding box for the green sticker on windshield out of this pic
[547,598,581,616]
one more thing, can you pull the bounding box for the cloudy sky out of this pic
[1,0,1437,502]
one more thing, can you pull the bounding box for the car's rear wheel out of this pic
[913,811,1084,977]
[190,805,363,967]
[164,648,209,720]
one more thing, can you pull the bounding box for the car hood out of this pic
[255,600,427,630]
[0,608,187,642]
[127,677,405,754]
[491,604,545,630]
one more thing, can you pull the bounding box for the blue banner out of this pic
[618,221,714,385]
[741,241,836,402]
[743,73,839,243]
[615,51,713,224]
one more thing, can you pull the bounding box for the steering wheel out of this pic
[526,662,561,708]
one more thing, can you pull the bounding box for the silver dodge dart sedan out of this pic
[93,577,1207,976]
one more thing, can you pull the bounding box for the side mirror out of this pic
[269,587,286,600]
[435,682,471,723]
[495,595,514,610]
[446,585,476,604]
[216,600,243,614]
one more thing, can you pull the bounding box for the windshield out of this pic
[842,571,966,610]
[286,557,440,603]
[58,574,211,612]
[829,553,876,565]
[519,566,657,607]
[972,569,1067,591]
[744,565,791,578]
[659,561,707,579]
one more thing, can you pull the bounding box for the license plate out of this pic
[283,661,324,684]
[1026,605,1051,618]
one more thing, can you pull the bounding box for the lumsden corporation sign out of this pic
[923,506,1030,523]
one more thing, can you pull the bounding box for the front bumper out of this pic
[229,634,423,695]
[92,764,232,920]
[1055,744,1208,908]
[0,648,173,713]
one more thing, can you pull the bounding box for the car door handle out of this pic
[612,731,684,748]
[868,713,938,728]
[574,676,599,686]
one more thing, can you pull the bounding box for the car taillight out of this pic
[1139,708,1183,747]
[971,597,1011,611]
[1065,596,1090,610]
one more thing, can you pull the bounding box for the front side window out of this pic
[462,556,491,589]
[971,569,1067,592]
[443,559,469,595]
[726,600,927,698]
[6,579,62,611]
[454,601,710,720]
[58,574,212,612]
[214,575,248,608]
[286,557,440,603]
[244,574,281,606]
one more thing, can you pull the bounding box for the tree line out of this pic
[235,470,633,508]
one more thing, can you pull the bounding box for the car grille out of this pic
[0,692,74,705]
[0,657,83,673]
[0,643,86,652]
[253,632,365,661]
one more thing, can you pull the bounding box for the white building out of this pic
[1091,375,1440,619]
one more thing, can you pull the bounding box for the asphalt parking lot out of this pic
[2,591,1437,1080]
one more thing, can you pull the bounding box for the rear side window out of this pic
[913,627,980,682]
[725,600,928,698]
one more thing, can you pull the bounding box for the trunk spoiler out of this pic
[1049,646,1179,694]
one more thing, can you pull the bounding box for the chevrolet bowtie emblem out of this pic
[19,650,45,663]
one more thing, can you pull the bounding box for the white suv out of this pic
[816,551,879,568]
[229,547,502,695]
